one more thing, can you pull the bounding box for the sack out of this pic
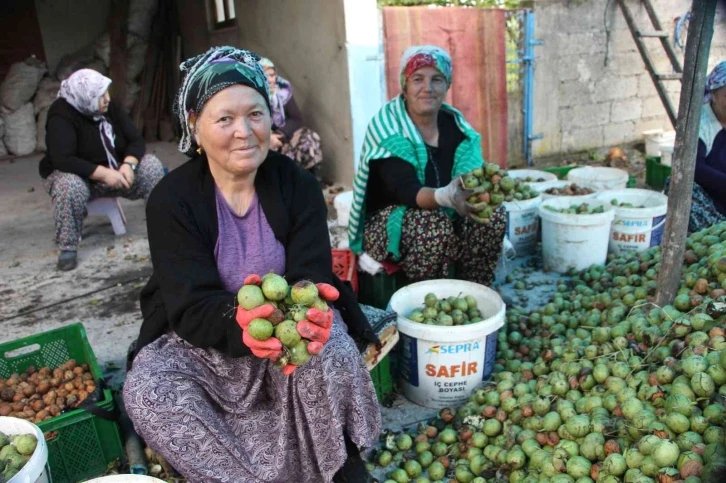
[128,0,159,40]
[36,107,49,152]
[1,58,47,111]
[2,103,37,155]
[33,77,60,114]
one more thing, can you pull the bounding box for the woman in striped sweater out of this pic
[348,45,506,285]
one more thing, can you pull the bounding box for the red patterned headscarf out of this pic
[399,45,452,89]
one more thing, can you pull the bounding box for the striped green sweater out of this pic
[348,95,484,260]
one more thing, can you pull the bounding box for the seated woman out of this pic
[259,57,323,173]
[667,61,726,232]
[39,69,164,271]
[348,46,506,285]
[123,47,380,483]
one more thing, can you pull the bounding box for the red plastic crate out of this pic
[332,249,358,294]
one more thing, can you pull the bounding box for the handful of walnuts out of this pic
[0,359,97,424]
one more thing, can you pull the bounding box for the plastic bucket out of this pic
[507,169,559,192]
[333,191,353,227]
[643,129,664,157]
[567,167,629,191]
[539,198,615,273]
[540,180,599,202]
[388,280,505,409]
[503,195,542,256]
[85,477,167,482]
[0,417,50,483]
[595,188,668,255]
[660,143,674,166]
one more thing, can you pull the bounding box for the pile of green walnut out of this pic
[407,293,484,326]
[461,164,539,224]
[0,431,37,482]
[544,184,594,197]
[237,273,328,369]
[610,199,646,209]
[544,203,606,215]
[372,221,726,483]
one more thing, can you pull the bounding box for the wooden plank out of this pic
[642,0,684,73]
[655,0,717,307]
[108,0,129,111]
[637,30,669,38]
[656,73,684,81]
[617,0,678,126]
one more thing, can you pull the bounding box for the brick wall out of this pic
[532,0,726,159]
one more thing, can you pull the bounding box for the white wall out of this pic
[344,0,386,172]
[35,0,112,74]
[532,0,726,159]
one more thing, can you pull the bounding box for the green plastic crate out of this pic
[358,270,410,310]
[369,355,394,403]
[543,165,581,179]
[646,156,671,190]
[0,324,124,483]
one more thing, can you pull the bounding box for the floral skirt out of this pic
[278,127,323,172]
[363,206,507,285]
[664,177,726,233]
[123,312,381,483]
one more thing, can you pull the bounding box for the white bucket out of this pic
[503,195,542,256]
[595,189,668,255]
[539,198,615,273]
[0,417,50,483]
[85,477,167,482]
[643,129,664,157]
[333,191,353,227]
[388,280,505,409]
[567,167,629,191]
[507,169,559,193]
[660,143,674,166]
[540,180,599,202]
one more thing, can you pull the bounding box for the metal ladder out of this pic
[616,0,683,127]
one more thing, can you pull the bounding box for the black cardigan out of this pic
[134,151,378,358]
[39,98,145,179]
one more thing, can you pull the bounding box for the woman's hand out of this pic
[119,163,135,186]
[90,166,131,190]
[237,304,284,360]
[270,133,284,151]
[434,176,476,217]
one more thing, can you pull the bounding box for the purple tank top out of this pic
[214,188,286,293]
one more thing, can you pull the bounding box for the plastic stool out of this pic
[87,197,127,235]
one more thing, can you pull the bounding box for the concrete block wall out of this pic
[532,0,726,159]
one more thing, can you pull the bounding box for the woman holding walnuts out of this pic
[348,45,506,285]
[122,47,380,483]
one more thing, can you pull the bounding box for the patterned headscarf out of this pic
[58,69,118,169]
[399,45,453,90]
[174,46,271,156]
[257,57,293,129]
[705,61,726,103]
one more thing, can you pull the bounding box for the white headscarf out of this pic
[58,69,118,169]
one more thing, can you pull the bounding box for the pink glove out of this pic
[235,304,275,330]
[316,283,339,302]
[297,307,334,353]
[244,274,261,286]
[242,330,283,361]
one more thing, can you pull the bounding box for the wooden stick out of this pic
[655,0,717,307]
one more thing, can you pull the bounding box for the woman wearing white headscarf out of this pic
[39,69,164,270]
[664,61,726,232]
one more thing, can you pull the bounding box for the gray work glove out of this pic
[434,176,475,217]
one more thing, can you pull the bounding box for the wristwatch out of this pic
[123,162,138,173]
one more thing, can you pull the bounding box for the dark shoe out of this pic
[57,250,77,271]
[332,436,372,483]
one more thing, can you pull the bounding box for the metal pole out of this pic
[523,9,543,166]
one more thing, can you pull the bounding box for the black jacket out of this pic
[39,98,145,179]
[134,151,378,358]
